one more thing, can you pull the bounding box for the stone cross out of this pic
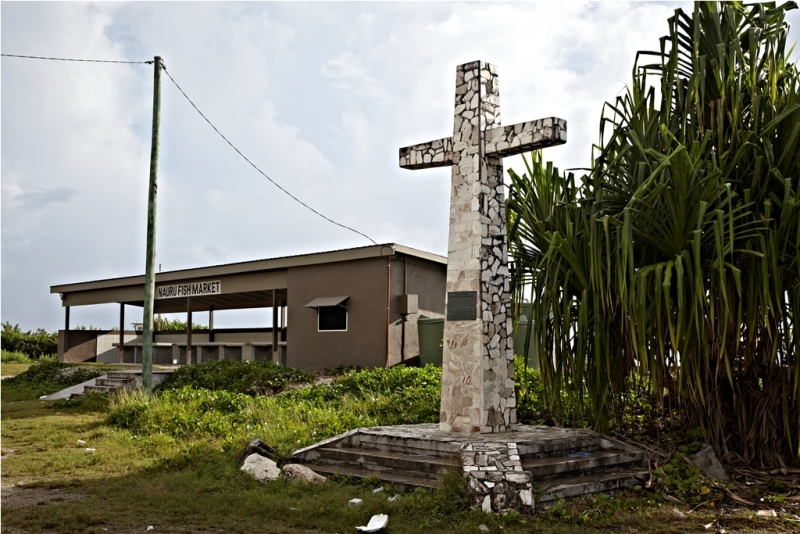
[399,61,566,434]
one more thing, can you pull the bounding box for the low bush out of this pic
[2,359,101,400]
[1,350,32,363]
[156,359,314,395]
[109,365,443,455]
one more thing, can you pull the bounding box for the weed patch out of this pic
[156,358,314,395]
[2,360,101,401]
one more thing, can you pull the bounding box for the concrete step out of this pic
[312,446,459,477]
[534,467,649,504]
[95,378,134,387]
[83,385,119,394]
[354,434,462,457]
[523,449,645,479]
[106,372,137,380]
[300,463,441,489]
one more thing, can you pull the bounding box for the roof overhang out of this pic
[304,296,349,309]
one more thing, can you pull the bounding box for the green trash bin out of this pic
[417,314,444,367]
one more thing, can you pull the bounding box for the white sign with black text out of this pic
[157,280,221,299]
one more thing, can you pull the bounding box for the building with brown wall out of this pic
[51,244,446,371]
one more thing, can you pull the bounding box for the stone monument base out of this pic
[292,424,648,513]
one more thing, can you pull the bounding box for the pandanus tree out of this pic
[508,1,800,467]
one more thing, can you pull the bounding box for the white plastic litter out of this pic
[146,527,154,531]
[355,514,388,532]
[348,498,363,506]
[756,510,777,518]
[372,487,384,494]
[672,508,686,519]
[479,525,489,532]
[387,494,399,502]
[77,440,86,445]
[85,448,96,453]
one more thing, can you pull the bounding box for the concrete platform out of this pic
[293,424,648,513]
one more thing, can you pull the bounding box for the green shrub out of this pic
[109,365,443,454]
[2,359,101,400]
[1,350,31,363]
[1,322,58,358]
[156,359,313,395]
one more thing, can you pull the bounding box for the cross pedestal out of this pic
[399,60,566,433]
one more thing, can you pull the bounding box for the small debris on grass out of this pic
[355,514,388,532]
[479,525,489,531]
[77,440,86,445]
[672,508,686,519]
[387,494,399,502]
[372,486,384,494]
[146,527,154,531]
[85,448,95,453]
[348,498,363,506]
[756,509,777,518]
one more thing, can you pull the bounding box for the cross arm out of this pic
[485,117,566,158]
[399,137,454,170]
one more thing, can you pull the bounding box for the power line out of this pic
[161,65,378,245]
[1,53,152,64]
[3,51,379,245]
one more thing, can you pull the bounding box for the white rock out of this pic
[240,453,281,482]
[146,527,154,531]
[481,494,492,513]
[282,464,326,484]
[694,446,729,481]
[756,509,776,518]
[672,508,686,520]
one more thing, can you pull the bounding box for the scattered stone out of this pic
[240,453,280,481]
[348,498,363,506]
[694,446,729,481]
[479,525,490,531]
[239,438,278,464]
[355,514,388,532]
[282,463,326,484]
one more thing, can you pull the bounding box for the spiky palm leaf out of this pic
[508,1,799,467]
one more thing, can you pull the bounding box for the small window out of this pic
[318,306,347,331]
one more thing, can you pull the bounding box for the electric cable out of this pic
[160,65,378,245]
[2,51,379,245]
[1,53,152,64]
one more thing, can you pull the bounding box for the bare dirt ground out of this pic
[1,484,87,509]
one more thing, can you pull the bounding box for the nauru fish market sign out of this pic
[157,280,221,299]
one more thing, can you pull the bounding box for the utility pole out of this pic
[142,56,162,391]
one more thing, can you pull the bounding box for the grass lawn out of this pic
[2,363,797,533]
[2,362,33,378]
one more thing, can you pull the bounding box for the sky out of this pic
[2,1,799,332]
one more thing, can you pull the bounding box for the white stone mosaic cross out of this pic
[399,61,566,434]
